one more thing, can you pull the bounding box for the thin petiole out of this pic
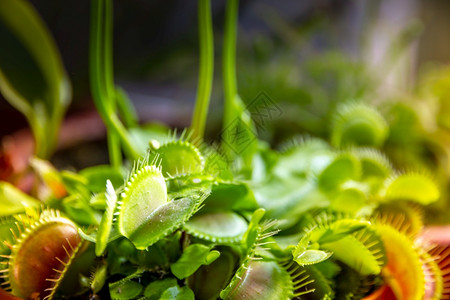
[222,0,239,155]
[190,0,214,142]
[89,0,139,161]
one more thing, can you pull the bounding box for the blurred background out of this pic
[1,0,449,136]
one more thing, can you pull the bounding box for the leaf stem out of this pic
[223,0,238,122]
[103,0,122,168]
[222,0,239,156]
[190,0,214,142]
[89,0,139,161]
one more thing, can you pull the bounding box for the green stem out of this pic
[29,115,47,158]
[190,0,214,142]
[107,131,121,168]
[103,0,122,167]
[116,87,138,128]
[89,0,138,160]
[222,0,239,152]
[103,0,115,105]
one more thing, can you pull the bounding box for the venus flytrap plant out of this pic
[2,0,450,299]
[112,149,210,250]
[0,209,83,300]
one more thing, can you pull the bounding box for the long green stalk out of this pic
[89,0,139,161]
[103,0,122,168]
[190,0,214,142]
[222,0,239,155]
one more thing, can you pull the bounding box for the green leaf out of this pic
[0,181,40,216]
[242,208,266,253]
[204,181,258,211]
[253,176,329,229]
[170,244,220,279]
[109,280,143,300]
[126,196,205,250]
[160,286,195,300]
[79,165,124,194]
[62,194,99,226]
[143,278,178,300]
[274,137,333,178]
[329,187,367,214]
[382,172,440,204]
[109,270,144,300]
[0,0,70,158]
[183,211,248,243]
[96,180,117,256]
[117,165,168,242]
[187,246,239,300]
[317,153,361,191]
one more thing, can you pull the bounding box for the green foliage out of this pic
[170,244,220,279]
[160,286,195,300]
[144,278,178,300]
[109,280,143,300]
[183,211,248,243]
[1,0,449,299]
